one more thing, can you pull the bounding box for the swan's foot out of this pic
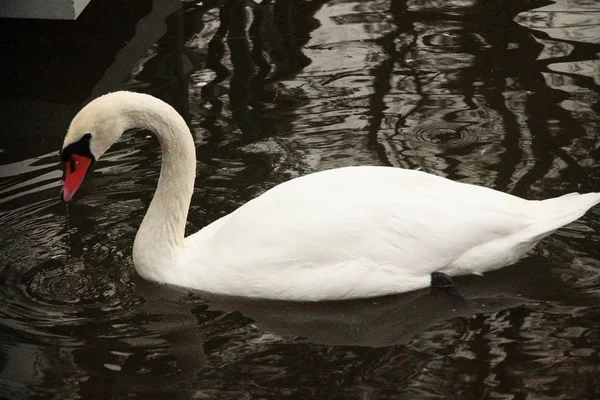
[431,272,470,310]
[431,272,454,288]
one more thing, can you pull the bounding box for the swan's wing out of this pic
[188,167,534,275]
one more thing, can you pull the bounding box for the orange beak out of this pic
[61,154,93,202]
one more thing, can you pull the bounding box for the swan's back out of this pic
[198,166,534,254]
[179,166,600,300]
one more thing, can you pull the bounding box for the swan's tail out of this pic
[521,192,600,242]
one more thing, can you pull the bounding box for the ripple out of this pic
[421,29,488,51]
[25,258,119,306]
[0,150,62,205]
[405,124,480,149]
[1,256,139,330]
[0,150,57,178]
[0,194,141,338]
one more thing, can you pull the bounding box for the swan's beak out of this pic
[61,154,93,202]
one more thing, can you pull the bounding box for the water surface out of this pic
[1,0,600,398]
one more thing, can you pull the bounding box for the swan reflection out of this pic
[178,256,565,348]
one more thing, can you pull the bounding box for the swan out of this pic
[60,91,600,301]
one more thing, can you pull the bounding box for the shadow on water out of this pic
[1,0,600,398]
[201,257,568,348]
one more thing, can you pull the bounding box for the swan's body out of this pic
[61,91,600,301]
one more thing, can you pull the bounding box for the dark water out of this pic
[1,0,600,398]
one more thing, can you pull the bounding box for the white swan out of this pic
[60,91,600,301]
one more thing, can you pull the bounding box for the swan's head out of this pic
[60,93,130,202]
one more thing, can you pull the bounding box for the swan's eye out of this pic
[69,158,76,173]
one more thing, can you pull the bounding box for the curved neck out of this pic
[121,94,196,281]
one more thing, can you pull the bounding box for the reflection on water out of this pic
[1,0,600,398]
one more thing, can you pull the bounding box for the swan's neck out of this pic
[124,96,196,282]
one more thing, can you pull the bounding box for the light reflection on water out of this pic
[1,0,600,398]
